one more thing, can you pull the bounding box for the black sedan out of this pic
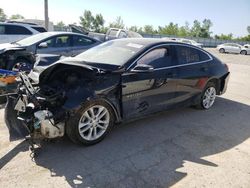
[6,38,230,147]
[0,32,100,71]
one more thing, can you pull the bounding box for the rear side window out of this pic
[175,46,210,64]
[72,35,95,46]
[32,27,47,33]
[5,25,32,35]
[0,25,5,34]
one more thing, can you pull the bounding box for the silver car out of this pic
[217,43,243,54]
[241,44,250,55]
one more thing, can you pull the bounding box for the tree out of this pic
[79,10,105,32]
[109,16,125,29]
[0,8,7,21]
[143,25,156,34]
[200,19,213,38]
[55,21,65,28]
[190,19,213,38]
[178,22,190,37]
[10,14,24,20]
[215,33,233,40]
[93,14,105,32]
[158,22,179,35]
[129,26,143,33]
[80,10,94,30]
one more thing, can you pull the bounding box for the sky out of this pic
[1,0,250,37]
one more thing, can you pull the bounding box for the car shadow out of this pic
[0,97,250,187]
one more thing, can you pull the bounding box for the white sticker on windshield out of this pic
[126,43,143,49]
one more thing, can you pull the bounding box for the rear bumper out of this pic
[220,72,230,94]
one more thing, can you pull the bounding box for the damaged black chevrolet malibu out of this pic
[5,38,230,147]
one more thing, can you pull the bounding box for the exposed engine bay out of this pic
[5,64,103,155]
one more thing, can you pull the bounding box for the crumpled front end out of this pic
[5,72,67,144]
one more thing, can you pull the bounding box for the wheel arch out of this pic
[206,78,221,95]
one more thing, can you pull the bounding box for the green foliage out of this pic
[10,14,24,20]
[143,25,156,34]
[55,21,65,28]
[190,19,213,38]
[79,10,105,32]
[109,16,125,29]
[158,22,179,35]
[0,8,7,21]
[215,33,233,40]
[128,26,143,33]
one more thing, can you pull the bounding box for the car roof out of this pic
[34,31,99,40]
[113,38,195,48]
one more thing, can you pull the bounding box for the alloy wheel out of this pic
[78,105,110,141]
[202,87,216,109]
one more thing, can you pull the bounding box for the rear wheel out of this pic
[240,50,247,55]
[66,100,115,145]
[196,82,217,110]
[219,48,225,53]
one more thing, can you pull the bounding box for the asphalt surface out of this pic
[0,49,250,188]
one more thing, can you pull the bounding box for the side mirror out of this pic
[131,64,154,73]
[38,42,48,49]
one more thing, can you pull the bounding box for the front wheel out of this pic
[196,82,217,110]
[66,100,115,145]
[219,48,225,53]
[240,50,247,55]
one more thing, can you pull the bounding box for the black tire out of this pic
[66,99,115,145]
[219,48,225,53]
[8,58,33,72]
[240,50,247,55]
[195,82,217,110]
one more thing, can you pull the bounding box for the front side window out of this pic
[41,35,71,48]
[5,25,32,35]
[137,47,173,68]
[175,46,210,64]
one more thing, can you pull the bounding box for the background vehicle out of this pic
[240,44,250,55]
[178,38,203,48]
[70,25,143,42]
[5,38,229,149]
[217,43,243,54]
[162,37,203,48]
[0,22,46,44]
[0,32,100,71]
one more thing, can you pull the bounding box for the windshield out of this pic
[76,40,145,66]
[14,32,55,46]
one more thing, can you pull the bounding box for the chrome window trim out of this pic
[127,43,213,71]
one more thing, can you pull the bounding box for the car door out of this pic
[173,45,212,104]
[122,46,178,119]
[37,35,72,56]
[71,35,98,56]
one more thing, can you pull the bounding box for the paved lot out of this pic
[0,48,250,188]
